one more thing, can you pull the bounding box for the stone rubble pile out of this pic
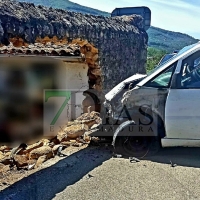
[0,111,101,175]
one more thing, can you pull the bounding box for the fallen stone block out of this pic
[13,155,29,169]
[57,130,68,143]
[90,123,101,130]
[0,146,11,153]
[8,143,28,158]
[77,111,102,125]
[23,141,44,154]
[0,152,12,165]
[52,145,63,155]
[76,113,91,121]
[81,120,97,129]
[39,139,50,146]
[58,124,88,141]
[83,134,91,143]
[61,141,73,146]
[16,140,50,157]
[66,121,75,127]
[34,155,47,169]
[69,140,77,143]
[91,137,100,143]
[77,111,99,120]
[65,124,88,139]
[72,143,83,147]
[48,142,56,148]
[66,119,97,129]
[0,163,10,175]
[29,146,54,160]
[4,151,11,157]
[0,151,5,160]
[50,136,60,145]
[90,111,100,118]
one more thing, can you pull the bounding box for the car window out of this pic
[147,43,197,77]
[179,51,200,88]
[158,53,176,66]
[144,63,176,88]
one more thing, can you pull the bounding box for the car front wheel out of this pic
[114,136,160,158]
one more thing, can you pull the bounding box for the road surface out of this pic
[1,146,200,200]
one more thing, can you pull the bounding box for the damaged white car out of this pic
[104,42,200,157]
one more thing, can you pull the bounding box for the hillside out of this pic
[147,26,198,52]
[18,0,110,16]
[17,0,198,52]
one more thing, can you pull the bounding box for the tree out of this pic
[146,47,167,72]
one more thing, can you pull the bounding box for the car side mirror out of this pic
[171,73,181,89]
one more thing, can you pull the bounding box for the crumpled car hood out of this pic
[105,73,147,102]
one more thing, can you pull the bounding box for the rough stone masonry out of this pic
[0,0,148,94]
[0,0,149,174]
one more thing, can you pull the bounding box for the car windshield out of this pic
[158,54,176,66]
[147,43,198,76]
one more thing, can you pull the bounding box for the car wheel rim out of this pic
[123,136,150,156]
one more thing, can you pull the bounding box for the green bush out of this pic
[146,47,167,72]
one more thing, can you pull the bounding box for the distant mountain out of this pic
[18,0,110,16]
[17,0,199,52]
[147,26,198,52]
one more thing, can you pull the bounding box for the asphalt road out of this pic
[1,146,200,200]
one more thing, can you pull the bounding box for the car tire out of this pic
[114,135,161,158]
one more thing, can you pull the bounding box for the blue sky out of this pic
[71,0,200,39]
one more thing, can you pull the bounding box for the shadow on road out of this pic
[0,146,113,200]
[146,147,200,168]
[1,145,200,200]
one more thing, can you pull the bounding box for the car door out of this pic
[165,51,200,139]
[132,62,177,137]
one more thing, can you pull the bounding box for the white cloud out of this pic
[70,0,200,38]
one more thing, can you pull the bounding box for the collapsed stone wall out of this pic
[0,0,148,93]
[0,111,101,172]
[0,0,149,173]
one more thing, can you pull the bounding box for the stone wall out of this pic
[0,0,148,92]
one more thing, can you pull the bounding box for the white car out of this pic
[104,42,200,157]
